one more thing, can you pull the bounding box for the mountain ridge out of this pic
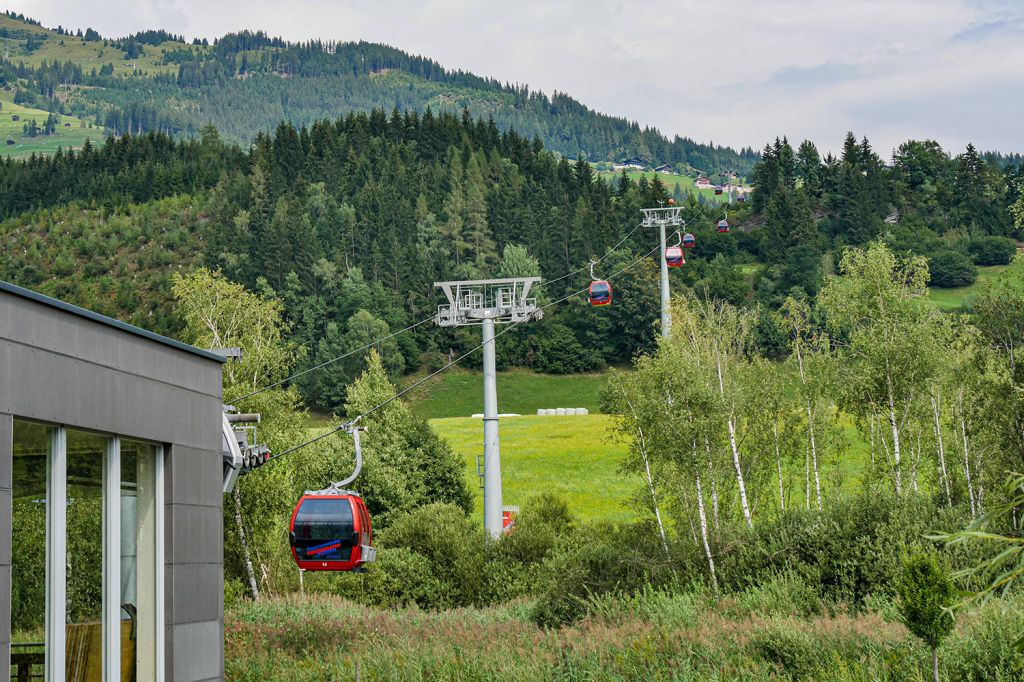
[0,12,757,174]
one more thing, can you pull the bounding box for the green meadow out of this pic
[430,414,638,524]
[0,91,98,157]
[401,366,611,419]
[927,257,1024,310]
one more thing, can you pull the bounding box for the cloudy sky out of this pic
[10,0,1024,156]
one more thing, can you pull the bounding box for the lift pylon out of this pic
[434,277,543,538]
[640,206,686,338]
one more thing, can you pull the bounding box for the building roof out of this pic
[0,279,226,363]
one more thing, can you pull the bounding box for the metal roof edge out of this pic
[0,280,226,363]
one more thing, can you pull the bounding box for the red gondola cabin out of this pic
[717,219,730,233]
[289,492,375,571]
[682,233,696,248]
[665,245,684,267]
[589,280,612,306]
[714,185,724,195]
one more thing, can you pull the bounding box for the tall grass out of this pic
[225,589,1024,681]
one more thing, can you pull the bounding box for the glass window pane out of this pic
[121,440,157,682]
[65,429,107,680]
[11,421,50,680]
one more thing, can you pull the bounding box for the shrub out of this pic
[377,503,487,608]
[967,236,1017,266]
[530,521,671,627]
[363,547,447,608]
[929,249,977,287]
[897,552,955,681]
[751,623,823,679]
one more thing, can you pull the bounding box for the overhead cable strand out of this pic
[257,241,663,467]
[229,316,434,405]
[232,221,645,405]
[539,221,644,288]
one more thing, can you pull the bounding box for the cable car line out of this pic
[254,241,663,468]
[229,316,435,405]
[539,221,643,288]
[231,222,646,406]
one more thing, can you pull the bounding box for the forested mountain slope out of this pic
[0,12,755,173]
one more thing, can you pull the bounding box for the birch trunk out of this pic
[773,421,785,511]
[233,487,260,601]
[930,392,952,506]
[624,397,670,557]
[795,342,822,510]
[805,445,811,510]
[715,346,753,527]
[695,469,719,595]
[958,390,977,517]
[886,369,904,496]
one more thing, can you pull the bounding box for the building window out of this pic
[11,421,50,678]
[65,428,106,678]
[120,440,159,681]
[8,422,164,682]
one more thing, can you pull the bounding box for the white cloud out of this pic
[8,0,1023,156]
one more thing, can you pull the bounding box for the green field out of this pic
[0,15,179,76]
[430,414,638,523]
[927,257,1024,310]
[401,367,611,419]
[0,91,99,158]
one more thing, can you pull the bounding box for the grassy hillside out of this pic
[402,367,611,419]
[0,194,208,332]
[0,14,756,172]
[0,90,97,157]
[431,414,637,524]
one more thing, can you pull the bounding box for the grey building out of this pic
[1,280,227,681]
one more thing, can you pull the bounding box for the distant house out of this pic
[653,164,673,174]
[694,176,712,189]
[612,157,646,171]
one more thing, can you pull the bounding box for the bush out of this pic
[531,521,672,627]
[967,236,1017,266]
[706,494,973,607]
[377,503,487,608]
[929,250,977,287]
[363,547,447,608]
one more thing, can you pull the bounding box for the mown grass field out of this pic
[431,414,638,524]
[401,367,611,419]
[0,91,98,157]
[927,257,1024,310]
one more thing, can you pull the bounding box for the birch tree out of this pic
[781,296,833,510]
[673,293,756,527]
[818,241,943,496]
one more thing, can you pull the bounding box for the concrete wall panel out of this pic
[171,621,223,682]
[169,564,223,624]
[0,412,10,682]
[0,293,221,396]
[170,505,223,565]
[0,339,222,452]
[167,447,223,507]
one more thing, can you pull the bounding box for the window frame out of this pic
[11,419,165,682]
